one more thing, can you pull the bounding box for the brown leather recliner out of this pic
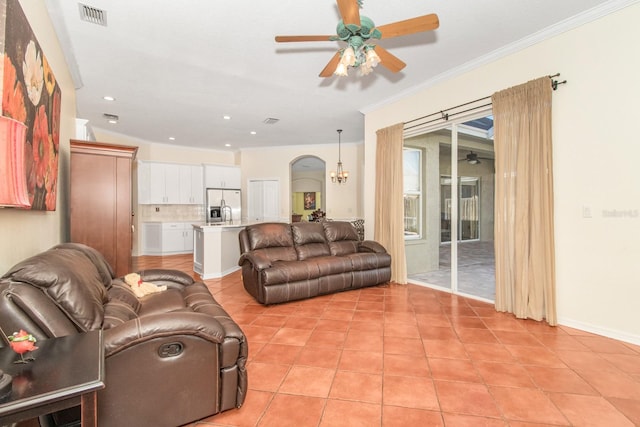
[239,221,392,304]
[0,243,247,427]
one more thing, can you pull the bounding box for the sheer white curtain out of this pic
[375,123,407,284]
[492,77,557,325]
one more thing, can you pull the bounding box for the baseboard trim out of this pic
[557,317,640,346]
[408,279,640,346]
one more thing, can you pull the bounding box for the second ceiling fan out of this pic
[275,0,439,77]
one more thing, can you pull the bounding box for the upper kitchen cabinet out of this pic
[138,161,203,204]
[204,164,241,189]
[70,140,137,277]
[179,164,204,204]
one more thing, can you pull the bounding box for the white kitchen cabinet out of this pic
[141,222,162,254]
[178,164,204,204]
[139,162,203,205]
[141,222,194,255]
[138,161,180,204]
[204,164,241,189]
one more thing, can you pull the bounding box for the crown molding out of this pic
[360,0,640,115]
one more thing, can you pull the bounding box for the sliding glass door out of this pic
[405,113,495,301]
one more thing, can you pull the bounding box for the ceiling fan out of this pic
[459,151,493,165]
[275,0,439,77]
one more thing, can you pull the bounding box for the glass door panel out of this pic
[455,119,495,300]
[406,113,496,301]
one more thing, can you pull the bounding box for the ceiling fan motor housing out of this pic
[336,16,379,40]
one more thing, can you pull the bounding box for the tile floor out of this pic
[134,255,640,427]
[409,241,496,301]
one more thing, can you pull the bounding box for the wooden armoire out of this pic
[70,140,138,277]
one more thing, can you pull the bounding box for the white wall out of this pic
[364,3,640,343]
[0,0,76,273]
[240,142,363,221]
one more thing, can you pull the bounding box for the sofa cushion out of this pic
[246,223,297,262]
[53,242,115,287]
[108,280,141,311]
[345,252,393,271]
[2,248,108,331]
[103,284,140,329]
[323,221,359,256]
[291,222,330,260]
[313,256,354,276]
[247,223,294,250]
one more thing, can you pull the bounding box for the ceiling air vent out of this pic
[103,113,119,123]
[79,3,107,26]
[263,118,280,125]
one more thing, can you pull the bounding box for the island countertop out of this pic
[192,221,248,230]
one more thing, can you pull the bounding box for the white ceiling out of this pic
[45,0,612,150]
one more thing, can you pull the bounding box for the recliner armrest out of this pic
[358,240,388,254]
[238,252,272,270]
[103,312,234,357]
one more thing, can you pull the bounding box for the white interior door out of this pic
[248,179,280,222]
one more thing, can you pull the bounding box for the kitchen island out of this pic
[193,222,246,279]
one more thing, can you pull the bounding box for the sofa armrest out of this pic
[358,240,388,254]
[238,252,272,270]
[104,312,233,356]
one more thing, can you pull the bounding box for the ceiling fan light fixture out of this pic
[341,47,356,67]
[275,2,439,79]
[334,62,349,77]
[365,45,380,68]
[359,63,373,76]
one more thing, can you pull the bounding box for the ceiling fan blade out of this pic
[337,0,360,26]
[275,35,334,43]
[377,14,439,38]
[374,45,406,73]
[319,51,342,77]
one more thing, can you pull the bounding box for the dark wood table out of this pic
[0,330,105,426]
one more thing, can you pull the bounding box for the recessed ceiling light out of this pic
[103,96,115,101]
[224,143,231,147]
[169,137,175,141]
[250,131,257,135]
[223,115,231,120]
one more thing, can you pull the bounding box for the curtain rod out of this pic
[404,73,566,130]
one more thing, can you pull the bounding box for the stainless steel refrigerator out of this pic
[206,188,241,223]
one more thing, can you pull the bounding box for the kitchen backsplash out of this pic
[138,204,205,222]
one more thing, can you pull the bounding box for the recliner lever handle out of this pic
[158,341,184,358]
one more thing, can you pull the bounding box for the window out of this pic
[403,148,421,239]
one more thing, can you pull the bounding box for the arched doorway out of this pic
[290,156,326,222]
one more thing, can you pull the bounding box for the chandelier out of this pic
[330,129,349,184]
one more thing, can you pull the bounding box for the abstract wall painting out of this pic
[1,0,61,210]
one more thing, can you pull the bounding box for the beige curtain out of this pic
[375,123,407,284]
[492,77,557,325]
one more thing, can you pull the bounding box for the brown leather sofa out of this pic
[0,243,247,427]
[239,221,391,304]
